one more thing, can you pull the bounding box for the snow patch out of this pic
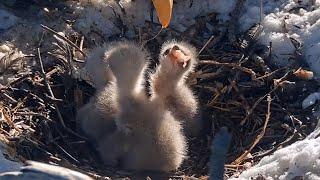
[302,92,320,109]
[231,127,320,179]
[72,0,237,37]
[239,0,320,75]
[0,10,18,30]
[234,0,320,177]
[0,143,22,173]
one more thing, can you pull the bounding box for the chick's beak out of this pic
[168,48,191,68]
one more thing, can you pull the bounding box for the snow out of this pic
[0,161,93,179]
[228,1,320,179]
[230,126,320,180]
[239,0,320,76]
[73,3,121,38]
[259,32,296,66]
[0,142,22,173]
[211,0,236,14]
[302,92,320,109]
[0,42,27,85]
[0,43,11,61]
[0,10,18,30]
[72,0,236,37]
[72,0,320,77]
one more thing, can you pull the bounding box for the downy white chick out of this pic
[150,41,201,137]
[77,43,121,142]
[96,41,187,172]
[84,45,116,89]
[76,82,118,142]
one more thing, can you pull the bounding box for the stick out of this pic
[199,60,257,79]
[198,35,215,55]
[54,142,80,164]
[37,48,87,140]
[232,94,272,165]
[41,25,86,58]
[14,112,53,122]
[240,70,291,125]
[252,129,298,160]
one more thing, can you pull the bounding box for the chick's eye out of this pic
[172,45,180,51]
[163,49,170,56]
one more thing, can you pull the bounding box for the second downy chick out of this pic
[97,42,187,172]
[84,44,116,89]
[76,82,118,142]
[77,43,122,142]
[150,40,201,137]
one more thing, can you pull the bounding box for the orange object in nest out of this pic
[152,0,173,28]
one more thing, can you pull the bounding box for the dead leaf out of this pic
[152,0,173,28]
[293,68,313,80]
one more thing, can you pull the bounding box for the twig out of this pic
[12,95,28,113]
[252,128,299,160]
[196,72,220,79]
[199,60,257,79]
[0,105,22,134]
[41,24,86,58]
[37,48,56,101]
[142,27,163,46]
[38,67,61,83]
[239,92,269,125]
[37,48,87,140]
[0,127,11,136]
[232,94,272,165]
[66,44,73,73]
[79,36,84,51]
[14,112,53,122]
[240,70,291,125]
[209,105,232,112]
[224,164,244,168]
[255,67,285,80]
[8,74,32,87]
[2,93,18,104]
[198,35,215,55]
[0,105,15,128]
[53,141,80,164]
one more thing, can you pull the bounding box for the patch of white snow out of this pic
[230,127,320,179]
[0,143,22,173]
[239,0,320,75]
[0,10,18,30]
